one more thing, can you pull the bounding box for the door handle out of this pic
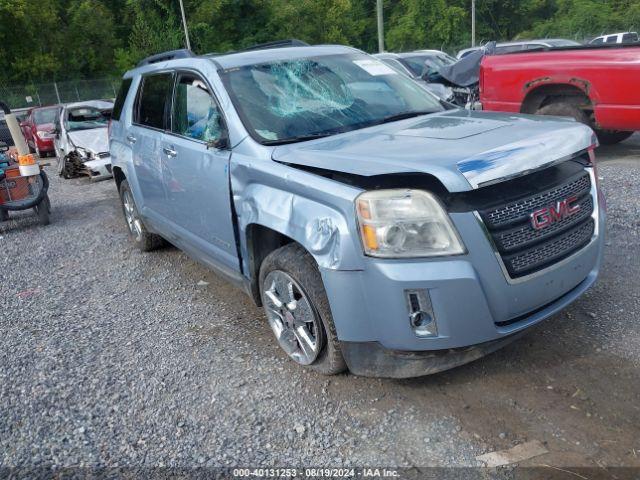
[126,134,137,144]
[163,146,177,158]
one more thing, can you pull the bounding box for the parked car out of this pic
[110,44,605,378]
[54,100,113,180]
[479,43,640,144]
[590,32,638,45]
[19,105,60,157]
[457,39,581,59]
[374,50,457,101]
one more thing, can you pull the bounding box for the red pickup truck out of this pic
[480,45,640,144]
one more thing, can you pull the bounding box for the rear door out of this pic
[160,71,237,270]
[129,72,174,219]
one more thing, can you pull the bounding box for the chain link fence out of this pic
[0,78,121,111]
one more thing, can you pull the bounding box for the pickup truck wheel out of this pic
[119,179,164,252]
[259,243,347,375]
[593,130,633,145]
[536,102,589,125]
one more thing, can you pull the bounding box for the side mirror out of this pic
[207,134,229,150]
[19,121,27,128]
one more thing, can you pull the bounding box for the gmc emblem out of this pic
[531,196,580,230]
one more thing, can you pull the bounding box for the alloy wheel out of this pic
[263,270,323,365]
[122,190,143,241]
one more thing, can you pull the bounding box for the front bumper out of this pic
[320,186,605,377]
[84,156,113,180]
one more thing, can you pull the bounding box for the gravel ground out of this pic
[0,137,639,472]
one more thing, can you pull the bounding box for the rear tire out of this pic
[593,129,633,145]
[259,243,347,375]
[118,179,164,252]
[536,102,589,125]
[0,209,8,222]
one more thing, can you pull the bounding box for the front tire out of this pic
[118,179,164,252]
[259,243,346,375]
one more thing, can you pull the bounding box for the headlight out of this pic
[36,130,54,139]
[356,189,465,258]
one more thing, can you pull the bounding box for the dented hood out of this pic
[272,110,594,192]
[67,127,109,154]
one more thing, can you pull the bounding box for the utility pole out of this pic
[471,0,476,47]
[376,0,384,53]
[178,0,191,51]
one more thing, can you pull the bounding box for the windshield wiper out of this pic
[377,110,437,125]
[261,132,333,146]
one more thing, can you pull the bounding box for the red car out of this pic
[20,105,60,157]
[480,44,640,144]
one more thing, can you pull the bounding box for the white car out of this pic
[54,100,113,180]
[590,32,638,44]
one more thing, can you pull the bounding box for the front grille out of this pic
[479,170,595,278]
[484,174,591,229]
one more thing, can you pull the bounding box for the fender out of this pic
[230,153,365,273]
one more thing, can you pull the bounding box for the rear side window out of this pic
[112,78,132,121]
[136,73,173,129]
[622,32,638,43]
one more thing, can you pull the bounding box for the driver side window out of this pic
[171,73,223,143]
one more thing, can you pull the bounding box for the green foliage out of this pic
[0,0,637,87]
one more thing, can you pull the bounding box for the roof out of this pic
[210,45,358,69]
[64,100,114,111]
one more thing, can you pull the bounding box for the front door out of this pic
[160,71,237,271]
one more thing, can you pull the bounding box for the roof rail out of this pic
[137,49,194,67]
[240,39,309,52]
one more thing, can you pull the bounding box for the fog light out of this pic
[405,289,438,337]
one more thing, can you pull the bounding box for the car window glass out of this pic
[33,108,59,125]
[112,78,133,121]
[605,36,618,44]
[137,73,173,129]
[496,45,523,53]
[622,33,638,42]
[591,37,604,44]
[66,107,110,131]
[221,53,442,144]
[171,74,223,142]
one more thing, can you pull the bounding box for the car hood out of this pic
[67,128,109,154]
[272,110,595,192]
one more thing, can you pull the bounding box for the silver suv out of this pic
[109,43,605,378]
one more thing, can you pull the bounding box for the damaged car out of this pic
[110,43,605,378]
[54,100,113,180]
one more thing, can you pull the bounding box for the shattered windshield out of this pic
[220,53,443,144]
[66,107,110,131]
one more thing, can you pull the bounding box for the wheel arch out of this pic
[245,224,297,306]
[521,82,594,115]
[112,165,126,192]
